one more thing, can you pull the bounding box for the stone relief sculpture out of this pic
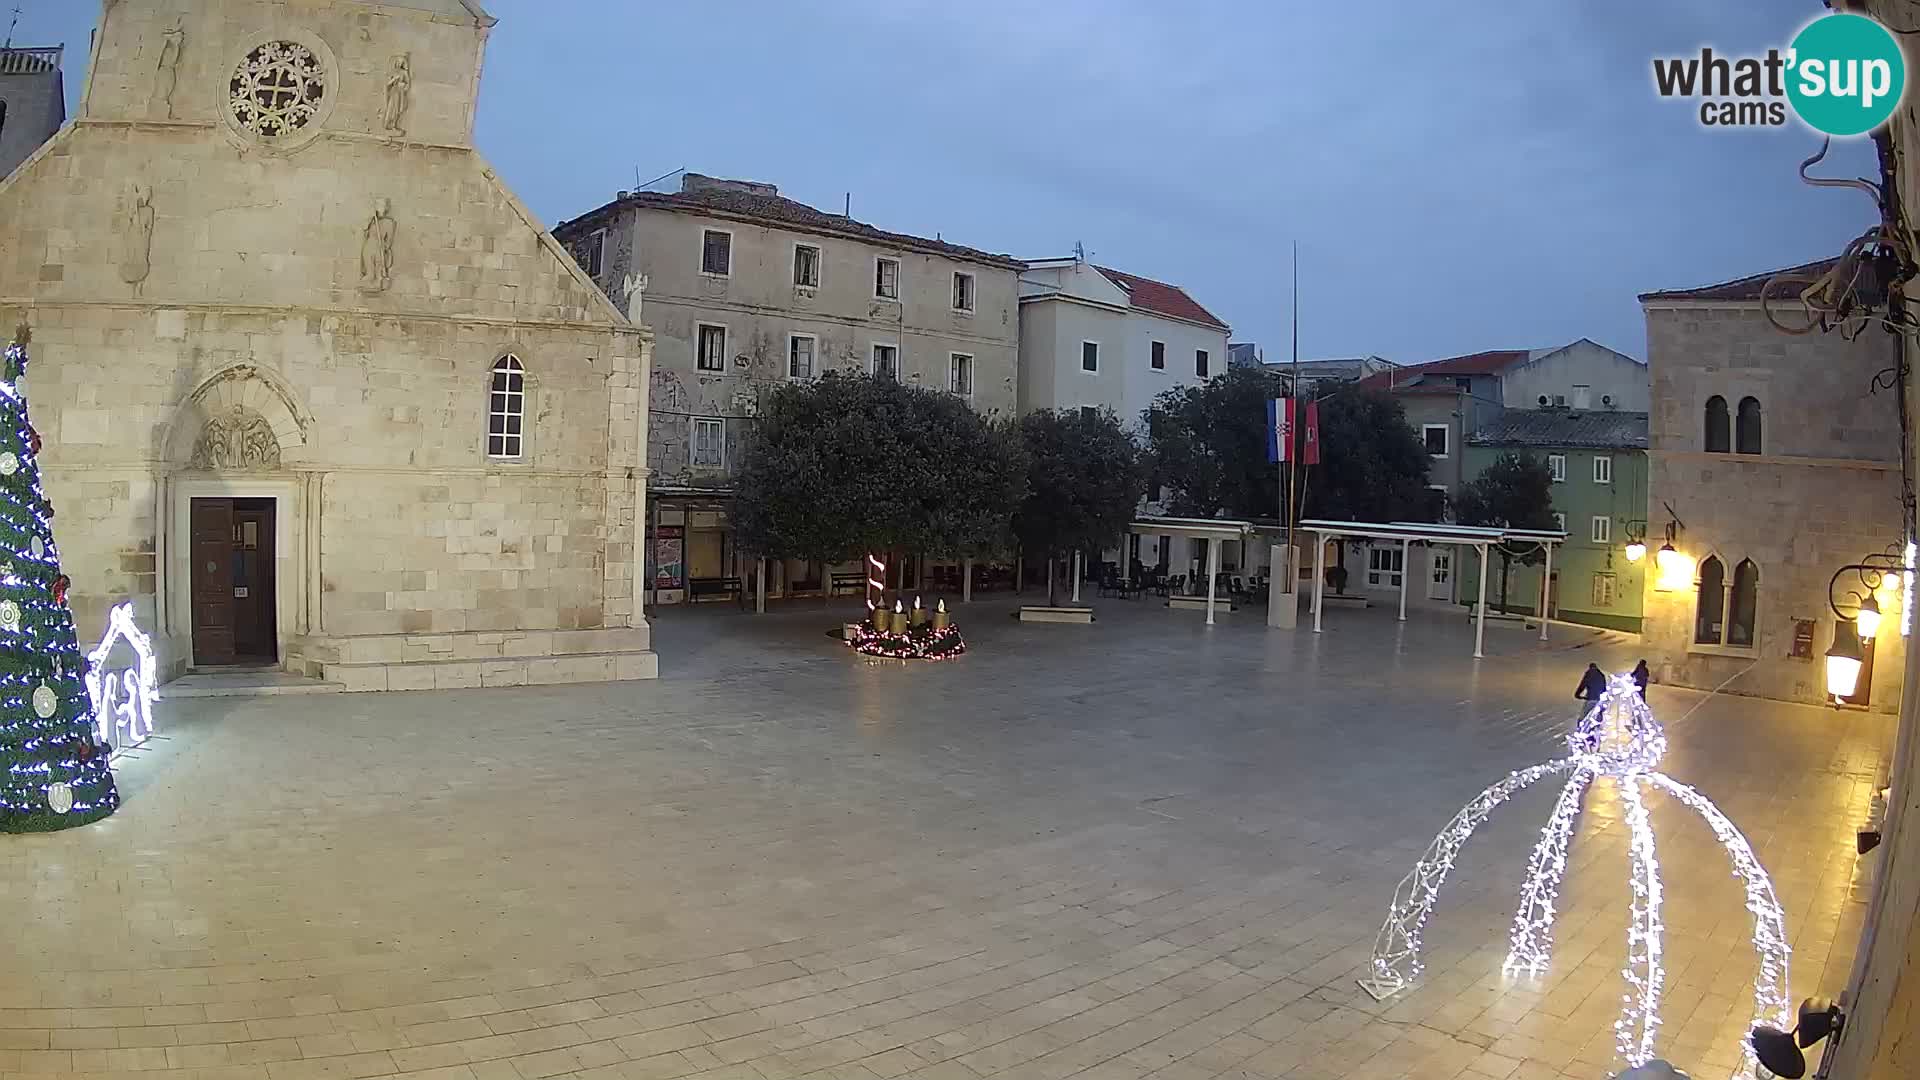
[154,19,185,119]
[381,53,411,135]
[360,197,395,293]
[621,272,648,324]
[190,409,282,471]
[119,183,155,290]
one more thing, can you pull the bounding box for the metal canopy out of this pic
[1297,519,1569,658]
[1128,516,1255,541]
[1127,518,1254,626]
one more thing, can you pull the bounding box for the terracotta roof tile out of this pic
[1093,266,1229,330]
[1357,349,1530,391]
[559,184,1023,270]
[1637,257,1840,302]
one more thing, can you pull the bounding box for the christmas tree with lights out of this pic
[0,331,118,832]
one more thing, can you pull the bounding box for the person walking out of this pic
[1575,662,1607,702]
[1631,659,1651,698]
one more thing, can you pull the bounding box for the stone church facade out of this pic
[0,0,657,689]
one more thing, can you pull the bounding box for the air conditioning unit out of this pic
[1602,394,1614,407]
[1552,395,1567,407]
[1537,395,1549,406]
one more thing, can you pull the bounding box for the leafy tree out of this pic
[1144,372,1435,572]
[1453,452,1557,613]
[1144,366,1290,520]
[1013,408,1143,605]
[732,373,1026,574]
[1306,390,1440,524]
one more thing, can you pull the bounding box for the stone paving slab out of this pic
[0,597,1890,1080]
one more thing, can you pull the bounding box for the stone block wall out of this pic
[1643,303,1905,711]
[0,0,656,688]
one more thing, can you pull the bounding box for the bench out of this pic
[830,572,867,595]
[689,576,743,601]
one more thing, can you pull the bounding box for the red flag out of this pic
[1303,400,1321,465]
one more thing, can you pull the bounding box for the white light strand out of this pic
[1363,674,1792,1075]
[83,602,159,757]
[1646,772,1792,1071]
[1504,766,1594,975]
[1615,774,1665,1067]
[1358,757,1577,999]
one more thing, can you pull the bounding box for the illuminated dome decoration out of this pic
[1358,673,1790,1075]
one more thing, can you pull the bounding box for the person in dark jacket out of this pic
[1631,660,1651,698]
[1575,662,1607,701]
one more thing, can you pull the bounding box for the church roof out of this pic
[361,0,494,26]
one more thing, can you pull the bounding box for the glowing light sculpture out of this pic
[84,602,160,758]
[1360,674,1791,1074]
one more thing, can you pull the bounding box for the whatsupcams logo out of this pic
[1653,12,1907,135]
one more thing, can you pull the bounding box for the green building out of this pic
[1458,411,1649,633]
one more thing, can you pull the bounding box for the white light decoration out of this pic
[83,602,159,758]
[1904,541,1914,637]
[1361,674,1791,1074]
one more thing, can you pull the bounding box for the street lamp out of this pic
[1654,542,1693,591]
[1827,548,1906,673]
[1625,540,1646,563]
[1855,592,1882,642]
[1825,620,1865,701]
[1651,513,1691,591]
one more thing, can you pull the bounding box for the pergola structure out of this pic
[1299,519,1567,658]
[1127,516,1254,626]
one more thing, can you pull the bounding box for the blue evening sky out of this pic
[19,0,1885,364]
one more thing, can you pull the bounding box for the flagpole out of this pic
[1286,241,1300,593]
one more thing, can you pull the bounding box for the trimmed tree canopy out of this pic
[1144,369,1434,523]
[1454,451,1558,612]
[732,373,1026,562]
[1013,407,1143,561]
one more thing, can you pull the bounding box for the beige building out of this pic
[553,174,1021,604]
[0,0,657,689]
[1640,259,1904,712]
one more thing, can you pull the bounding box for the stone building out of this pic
[0,45,65,179]
[1640,259,1904,712]
[552,173,1021,604]
[0,0,657,689]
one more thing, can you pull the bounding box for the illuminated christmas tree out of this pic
[0,332,118,832]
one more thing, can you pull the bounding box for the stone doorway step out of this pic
[166,666,344,698]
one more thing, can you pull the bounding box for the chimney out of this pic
[681,173,778,197]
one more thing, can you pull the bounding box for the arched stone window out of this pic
[1728,559,1759,647]
[1694,556,1725,645]
[1704,395,1730,453]
[487,354,526,459]
[1736,396,1763,455]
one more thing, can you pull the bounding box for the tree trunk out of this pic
[1046,551,1058,606]
[1497,552,1512,614]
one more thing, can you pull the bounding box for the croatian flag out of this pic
[1267,399,1321,465]
[1266,398,1291,463]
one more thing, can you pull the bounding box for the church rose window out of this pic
[230,42,327,137]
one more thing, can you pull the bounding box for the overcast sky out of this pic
[20,0,1885,365]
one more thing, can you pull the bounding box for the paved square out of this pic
[0,598,1891,1080]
